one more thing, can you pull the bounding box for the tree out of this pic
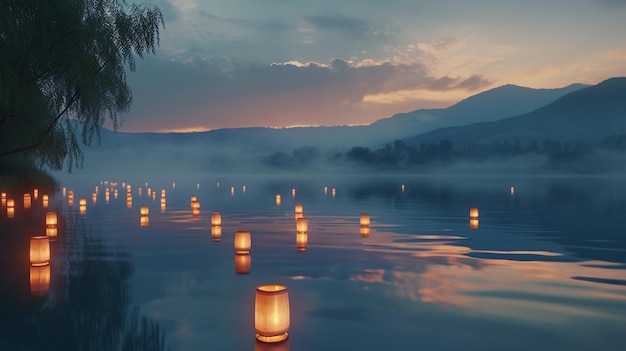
[0,0,164,171]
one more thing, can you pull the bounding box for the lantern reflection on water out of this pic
[212,212,222,226]
[470,219,479,230]
[360,226,370,238]
[255,339,290,351]
[46,212,57,228]
[7,200,15,218]
[30,236,50,266]
[140,216,149,227]
[212,225,222,242]
[30,264,51,296]
[235,253,251,274]
[235,230,251,253]
[255,284,290,343]
[294,203,303,214]
[42,195,48,208]
[296,217,307,234]
[296,232,308,252]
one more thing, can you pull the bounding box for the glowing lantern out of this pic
[234,230,251,253]
[160,202,166,212]
[30,236,50,266]
[470,219,479,230]
[211,212,222,226]
[296,232,308,252]
[231,186,235,196]
[294,203,303,214]
[360,214,370,227]
[235,253,251,274]
[324,186,327,195]
[33,189,38,200]
[191,200,200,210]
[46,227,57,240]
[68,197,74,207]
[79,197,87,206]
[192,208,200,216]
[360,226,370,238]
[140,205,149,216]
[151,192,156,201]
[172,182,175,189]
[275,195,281,206]
[114,189,119,199]
[140,216,149,227]
[197,183,200,190]
[401,184,405,192]
[469,207,479,219]
[510,186,515,195]
[212,226,222,242]
[95,186,99,193]
[42,195,48,208]
[30,264,51,296]
[138,188,142,196]
[6,199,13,208]
[62,187,66,196]
[1,192,6,201]
[191,195,198,202]
[127,185,131,193]
[24,194,32,209]
[147,187,152,197]
[296,217,307,234]
[46,212,57,228]
[92,192,97,204]
[291,188,296,197]
[255,284,290,343]
[126,199,133,208]
[216,181,220,188]
[331,188,336,197]
[243,185,246,193]
[7,206,14,218]
[161,189,166,197]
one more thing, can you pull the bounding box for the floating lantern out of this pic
[291,188,296,197]
[138,188,142,196]
[275,195,281,206]
[212,226,222,242]
[234,230,251,253]
[161,189,166,197]
[140,216,149,227]
[2,192,6,201]
[294,203,303,214]
[360,214,370,227]
[470,219,479,230]
[62,187,66,196]
[151,192,156,201]
[33,189,38,200]
[401,184,405,192]
[92,192,97,204]
[68,198,74,207]
[331,188,336,197]
[255,284,290,343]
[30,236,50,266]
[191,200,200,210]
[95,186,99,193]
[469,207,479,219]
[127,185,132,193]
[46,212,57,228]
[79,197,87,206]
[192,208,200,216]
[160,202,166,212]
[324,186,327,195]
[360,226,370,238]
[510,186,515,195]
[24,193,31,209]
[46,227,57,240]
[197,183,200,190]
[296,217,307,234]
[79,205,87,215]
[30,264,51,296]
[7,198,13,208]
[296,232,308,252]
[216,181,220,188]
[243,185,246,193]
[114,189,119,199]
[160,196,166,204]
[126,199,133,208]
[172,182,175,189]
[7,206,15,218]
[147,187,152,197]
[212,212,222,226]
[140,205,149,216]
[231,186,235,196]
[235,253,251,274]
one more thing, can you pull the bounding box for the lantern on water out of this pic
[114,189,119,199]
[234,230,251,253]
[360,214,370,227]
[30,264,51,296]
[296,217,307,234]
[46,212,57,228]
[360,226,370,238]
[160,202,166,212]
[140,205,149,216]
[235,253,251,274]
[138,188,142,196]
[95,186,99,193]
[294,203,303,214]
[1,192,6,200]
[243,185,246,193]
[255,284,290,343]
[192,208,200,216]
[296,232,308,252]
[126,199,133,208]
[140,216,149,227]
[212,225,222,242]
[79,205,87,215]
[470,219,479,230]
[469,207,479,219]
[190,195,198,203]
[211,212,222,226]
[30,236,50,266]
[275,195,281,206]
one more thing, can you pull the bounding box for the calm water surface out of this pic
[1,175,626,350]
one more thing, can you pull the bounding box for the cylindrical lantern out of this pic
[235,253,251,274]
[7,199,14,208]
[160,202,166,212]
[126,199,133,208]
[275,195,281,206]
[1,192,5,200]
[92,192,97,204]
[30,236,50,266]
[324,186,328,195]
[360,214,370,227]
[192,208,200,216]
[231,186,235,196]
[140,216,149,227]
[212,212,222,226]
[212,225,222,242]
[46,212,57,227]
[235,230,251,253]
[510,186,515,195]
[46,227,58,240]
[296,217,307,234]
[160,196,166,204]
[331,188,336,197]
[24,193,31,208]
[469,207,479,219]
[33,189,38,200]
[360,226,370,238]
[140,205,149,216]
[79,205,87,215]
[296,232,308,252]
[470,219,479,230]
[291,188,296,197]
[190,195,198,203]
[191,200,200,210]
[294,203,303,214]
[161,189,166,197]
[62,187,66,196]
[30,264,51,296]
[79,197,87,206]
[255,284,290,343]
[7,206,14,218]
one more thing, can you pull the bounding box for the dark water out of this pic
[1,175,626,350]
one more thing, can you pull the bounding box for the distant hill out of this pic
[403,77,626,146]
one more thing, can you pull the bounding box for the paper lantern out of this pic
[42,197,48,208]
[294,203,303,214]
[231,186,235,196]
[1,192,5,200]
[324,186,327,195]
[6,206,14,218]
[79,197,87,206]
[7,199,14,208]
[140,205,149,216]
[296,232,308,252]
[192,208,200,216]
[242,185,246,193]
[212,225,222,242]
[160,202,166,212]
[510,186,515,195]
[255,284,290,343]
[24,194,31,209]
[161,189,166,197]
[68,198,74,206]
[92,192,97,204]
[79,205,87,215]
[296,217,307,234]
[235,253,251,274]
[275,195,281,206]
[46,227,57,239]
[62,187,66,196]
[33,189,38,200]
[331,188,336,197]
[138,188,142,196]
[46,212,57,227]
[291,188,296,197]
[114,189,119,199]
[147,187,152,196]
[212,212,222,226]
[470,219,479,230]
[191,200,200,210]
[30,236,50,266]
[360,226,370,238]
[190,195,198,203]
[126,199,133,208]
[469,207,479,219]
[235,230,251,253]
[140,216,149,227]
[30,264,51,296]
[95,186,99,193]
[360,214,370,227]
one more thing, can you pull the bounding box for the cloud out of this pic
[306,14,396,42]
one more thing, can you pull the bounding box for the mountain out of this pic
[403,77,626,146]
[368,83,588,140]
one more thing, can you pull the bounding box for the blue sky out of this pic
[118,0,626,132]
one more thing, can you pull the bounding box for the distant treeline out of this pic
[261,134,626,170]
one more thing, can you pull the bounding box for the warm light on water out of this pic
[1,175,625,351]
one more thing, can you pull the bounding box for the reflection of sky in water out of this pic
[4,175,626,350]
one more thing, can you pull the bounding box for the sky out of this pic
[115,0,626,132]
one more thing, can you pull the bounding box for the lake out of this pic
[1,174,626,350]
